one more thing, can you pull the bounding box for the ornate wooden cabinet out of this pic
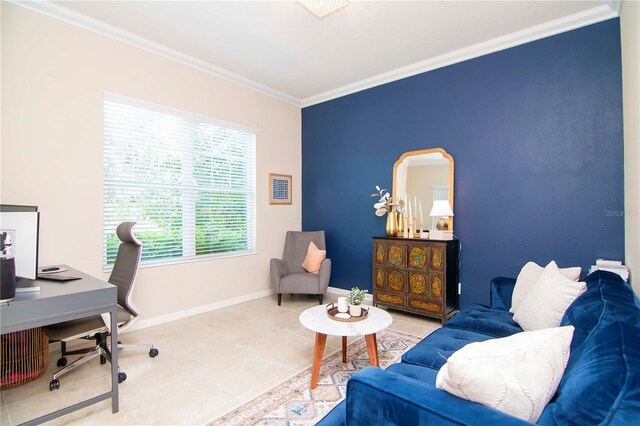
[372,236,460,324]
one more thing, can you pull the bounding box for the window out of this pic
[103,93,256,269]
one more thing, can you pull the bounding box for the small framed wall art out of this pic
[269,173,292,205]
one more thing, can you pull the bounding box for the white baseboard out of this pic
[132,287,371,332]
[124,288,275,333]
[46,288,275,353]
[326,286,374,301]
[50,287,365,346]
[47,288,365,353]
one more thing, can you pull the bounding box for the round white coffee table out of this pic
[299,305,393,389]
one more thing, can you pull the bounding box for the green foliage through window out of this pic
[103,94,256,268]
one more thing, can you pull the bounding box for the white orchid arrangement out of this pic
[396,195,406,214]
[371,186,392,217]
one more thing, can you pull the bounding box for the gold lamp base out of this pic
[436,217,449,231]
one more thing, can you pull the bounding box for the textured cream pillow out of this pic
[436,326,574,423]
[301,241,326,274]
[510,261,581,314]
[513,263,586,331]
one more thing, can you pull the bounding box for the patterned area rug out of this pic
[209,329,422,425]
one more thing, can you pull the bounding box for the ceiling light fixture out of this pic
[298,0,349,19]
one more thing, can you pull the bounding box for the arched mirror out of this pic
[393,148,454,232]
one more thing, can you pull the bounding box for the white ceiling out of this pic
[16,1,619,106]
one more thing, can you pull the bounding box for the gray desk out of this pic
[0,266,119,425]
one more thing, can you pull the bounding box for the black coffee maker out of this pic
[1,230,16,303]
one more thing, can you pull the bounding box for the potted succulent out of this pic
[347,287,368,317]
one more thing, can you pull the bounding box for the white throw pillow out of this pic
[436,326,574,423]
[513,263,586,331]
[510,261,581,314]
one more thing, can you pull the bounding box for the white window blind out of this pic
[103,93,256,269]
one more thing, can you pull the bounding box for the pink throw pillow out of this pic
[302,241,326,274]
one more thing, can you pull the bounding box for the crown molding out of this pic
[300,3,621,107]
[7,0,300,106]
[607,0,622,15]
[7,1,622,109]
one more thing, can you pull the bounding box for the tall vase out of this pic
[385,210,398,237]
[396,213,405,237]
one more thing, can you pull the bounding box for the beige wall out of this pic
[1,4,301,319]
[621,1,639,295]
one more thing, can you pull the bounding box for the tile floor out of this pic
[0,293,440,425]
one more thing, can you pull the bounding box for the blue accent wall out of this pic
[302,20,624,308]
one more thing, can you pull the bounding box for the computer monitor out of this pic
[0,205,39,280]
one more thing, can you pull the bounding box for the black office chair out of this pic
[44,222,158,391]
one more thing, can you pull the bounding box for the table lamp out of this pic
[430,200,454,231]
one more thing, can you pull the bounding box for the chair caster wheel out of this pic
[57,357,68,367]
[118,372,127,383]
[149,348,159,358]
[49,379,60,391]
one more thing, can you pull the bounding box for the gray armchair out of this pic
[270,231,331,306]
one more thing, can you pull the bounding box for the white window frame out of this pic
[103,93,256,271]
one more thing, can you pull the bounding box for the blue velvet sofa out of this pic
[318,271,640,425]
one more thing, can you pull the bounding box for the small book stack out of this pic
[589,259,629,282]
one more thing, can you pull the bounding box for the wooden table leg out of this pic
[311,333,327,389]
[342,336,347,363]
[364,333,379,367]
